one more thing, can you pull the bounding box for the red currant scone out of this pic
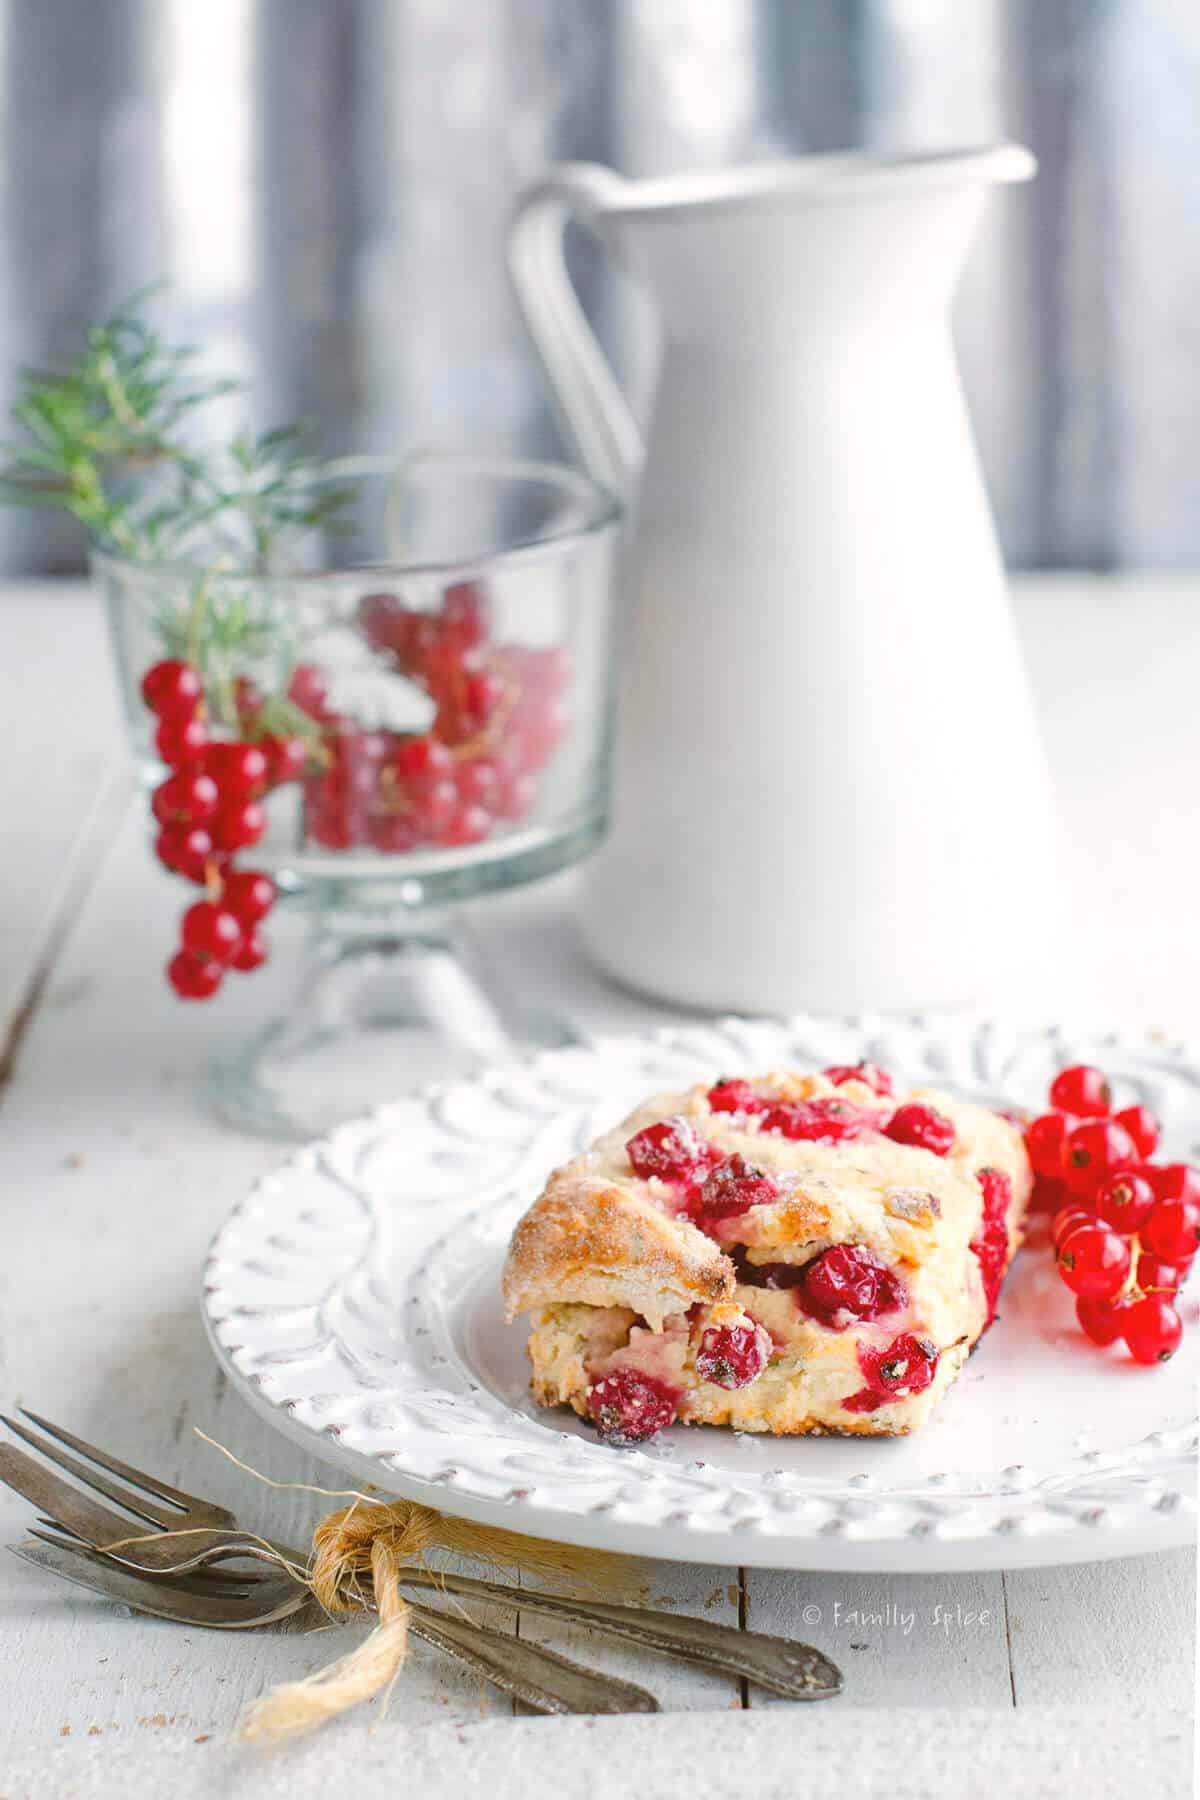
[501,1065,1032,1444]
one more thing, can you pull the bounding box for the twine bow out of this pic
[240,1496,631,1743]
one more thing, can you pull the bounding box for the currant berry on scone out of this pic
[502,1066,1032,1444]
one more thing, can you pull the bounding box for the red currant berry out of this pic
[843,1333,939,1411]
[970,1214,1011,1323]
[971,1166,1014,1319]
[1056,1223,1132,1298]
[287,663,337,723]
[1135,1252,1183,1295]
[1061,1118,1139,1198]
[408,778,456,835]
[441,580,489,649]
[392,735,454,785]
[694,1320,771,1389]
[230,929,268,972]
[325,734,387,807]
[180,901,242,965]
[1026,1111,1078,1181]
[261,734,309,785]
[455,757,501,808]
[1114,1103,1159,1160]
[1030,1175,1069,1214]
[155,716,209,768]
[308,809,360,850]
[202,741,269,797]
[1150,1164,1200,1206]
[796,1244,907,1326]
[626,1117,716,1187]
[155,825,218,885]
[1141,1197,1200,1263]
[210,799,266,852]
[141,659,203,719]
[978,1167,1013,1224]
[167,949,223,1000]
[707,1078,769,1115]
[883,1103,956,1156]
[762,1097,878,1143]
[1094,1170,1156,1234]
[1048,1063,1112,1117]
[822,1061,895,1097]
[1121,1293,1183,1365]
[431,701,468,750]
[1052,1202,1096,1246]
[221,870,276,925]
[151,772,219,827]
[366,814,422,853]
[398,615,443,681]
[1075,1294,1128,1347]
[358,592,411,654]
[435,802,492,848]
[587,1369,678,1444]
[335,728,389,768]
[690,1154,778,1226]
[462,669,506,729]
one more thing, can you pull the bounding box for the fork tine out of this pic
[17,1409,225,1515]
[2,1415,174,1529]
[0,1443,155,1554]
[10,1538,306,1630]
[24,1527,263,1598]
[34,1518,267,1586]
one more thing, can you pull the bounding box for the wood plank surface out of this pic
[0,577,1194,1789]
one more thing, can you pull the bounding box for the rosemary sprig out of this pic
[0,294,352,572]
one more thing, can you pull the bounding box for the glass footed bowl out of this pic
[98,453,622,1137]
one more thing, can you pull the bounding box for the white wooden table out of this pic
[0,576,1194,1798]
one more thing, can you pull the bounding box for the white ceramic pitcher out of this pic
[509,147,1058,1014]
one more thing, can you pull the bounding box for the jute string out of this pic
[242,1495,630,1743]
[100,1433,635,1745]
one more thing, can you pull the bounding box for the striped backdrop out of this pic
[1,0,1196,571]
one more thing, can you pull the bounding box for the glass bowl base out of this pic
[208,918,575,1139]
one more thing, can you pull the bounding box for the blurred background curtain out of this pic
[0,0,1196,573]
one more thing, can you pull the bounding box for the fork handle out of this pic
[203,1538,658,1715]
[406,1602,658,1715]
[400,1567,842,1701]
[223,1540,840,1702]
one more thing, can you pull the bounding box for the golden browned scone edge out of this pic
[502,1172,735,1329]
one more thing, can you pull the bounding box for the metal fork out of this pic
[0,1409,841,1701]
[0,1418,657,1715]
[0,1410,301,1575]
[10,1529,658,1714]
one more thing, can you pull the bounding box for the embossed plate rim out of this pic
[203,1012,1198,1572]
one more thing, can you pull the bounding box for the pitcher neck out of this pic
[619,184,989,341]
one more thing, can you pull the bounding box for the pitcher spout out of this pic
[610,144,1037,336]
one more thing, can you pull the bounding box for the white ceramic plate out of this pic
[203,1015,1198,1572]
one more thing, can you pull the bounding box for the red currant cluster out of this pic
[1026,1063,1195,1365]
[706,1068,957,1157]
[299,580,568,852]
[140,581,574,1002]
[142,658,291,1000]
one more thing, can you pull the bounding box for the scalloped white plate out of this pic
[203,1015,1198,1571]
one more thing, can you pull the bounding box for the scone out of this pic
[502,1063,1031,1442]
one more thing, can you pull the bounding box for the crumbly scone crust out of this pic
[503,1069,1032,1436]
[502,1175,733,1330]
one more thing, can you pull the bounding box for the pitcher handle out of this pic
[508,164,644,501]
